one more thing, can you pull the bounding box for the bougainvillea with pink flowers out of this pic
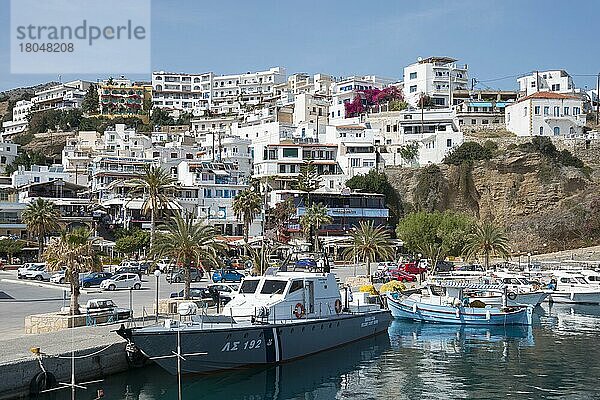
[344,86,404,117]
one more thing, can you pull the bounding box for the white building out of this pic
[367,109,464,166]
[329,75,395,123]
[292,93,329,131]
[102,124,152,158]
[403,57,469,107]
[152,67,286,116]
[1,100,33,138]
[90,156,156,200]
[31,80,91,113]
[11,165,72,188]
[517,70,576,97]
[322,124,379,179]
[0,142,19,173]
[505,92,586,137]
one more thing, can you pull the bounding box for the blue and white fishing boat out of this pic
[386,282,533,326]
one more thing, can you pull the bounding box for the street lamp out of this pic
[154,269,162,323]
[527,252,532,272]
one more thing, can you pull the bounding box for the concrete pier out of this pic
[0,324,130,399]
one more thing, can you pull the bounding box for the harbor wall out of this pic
[0,342,129,399]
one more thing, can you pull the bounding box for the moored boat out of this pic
[117,253,392,374]
[547,272,600,304]
[387,283,533,326]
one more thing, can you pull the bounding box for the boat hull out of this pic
[548,291,600,304]
[125,310,392,375]
[470,291,550,307]
[387,294,532,326]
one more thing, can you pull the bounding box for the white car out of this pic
[50,270,67,284]
[207,283,240,303]
[377,261,398,273]
[17,263,46,279]
[23,265,52,281]
[100,273,142,291]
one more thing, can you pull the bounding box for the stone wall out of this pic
[25,313,119,334]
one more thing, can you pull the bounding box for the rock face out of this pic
[386,143,600,253]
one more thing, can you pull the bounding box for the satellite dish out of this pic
[209,210,216,216]
[417,57,423,62]
[217,210,225,218]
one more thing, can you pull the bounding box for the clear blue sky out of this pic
[1,0,599,92]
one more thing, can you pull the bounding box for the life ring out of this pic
[293,303,305,319]
[334,299,342,314]
[507,291,518,301]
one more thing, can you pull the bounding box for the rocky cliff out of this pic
[386,138,600,253]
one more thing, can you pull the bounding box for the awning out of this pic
[211,170,230,176]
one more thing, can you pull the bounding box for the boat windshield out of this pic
[239,279,260,294]
[575,276,588,284]
[260,280,288,295]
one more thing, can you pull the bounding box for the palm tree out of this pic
[463,221,511,269]
[293,161,321,206]
[232,189,262,245]
[343,221,394,278]
[44,228,101,315]
[127,165,176,249]
[299,203,332,252]
[152,213,226,299]
[22,198,61,260]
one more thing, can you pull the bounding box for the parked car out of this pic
[435,261,454,272]
[387,269,417,282]
[402,261,427,275]
[23,265,51,281]
[79,299,131,320]
[170,287,212,300]
[100,273,142,291]
[114,266,144,278]
[456,264,485,272]
[50,271,66,284]
[212,269,245,283]
[207,283,240,304]
[80,272,113,288]
[17,263,46,279]
[166,267,204,283]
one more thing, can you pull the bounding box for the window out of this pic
[279,165,286,173]
[350,158,361,167]
[534,106,540,115]
[170,153,177,158]
[553,126,560,136]
[543,106,549,115]
[523,107,528,116]
[553,107,560,116]
[539,126,544,135]
[260,280,288,294]
[551,84,560,91]
[471,119,477,125]
[282,148,298,158]
[239,279,260,294]
[563,107,569,116]
[409,72,417,80]
[289,280,304,293]
[446,139,452,147]
[482,119,489,125]
[409,85,417,93]
[574,107,580,115]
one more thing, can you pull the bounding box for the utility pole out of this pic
[596,73,599,125]
[535,70,539,94]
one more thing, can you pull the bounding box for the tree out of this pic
[463,221,511,269]
[443,141,492,166]
[152,214,226,299]
[343,221,394,278]
[127,165,176,249]
[267,197,296,239]
[345,170,402,226]
[0,239,24,263]
[5,150,49,175]
[151,108,175,127]
[44,228,101,315]
[114,229,150,256]
[293,161,321,206]
[397,142,420,165]
[299,203,332,252]
[396,211,474,272]
[233,189,262,245]
[82,83,99,114]
[22,198,60,260]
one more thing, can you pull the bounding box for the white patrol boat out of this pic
[117,253,391,374]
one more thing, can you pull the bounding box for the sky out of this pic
[1,0,599,92]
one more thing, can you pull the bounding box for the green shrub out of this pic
[443,142,492,165]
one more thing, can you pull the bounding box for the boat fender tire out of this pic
[334,299,342,314]
[30,371,57,394]
[125,342,148,368]
[507,291,518,301]
[293,303,305,319]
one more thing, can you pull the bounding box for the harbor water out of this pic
[38,303,600,400]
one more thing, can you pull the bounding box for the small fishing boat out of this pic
[547,272,600,304]
[386,283,533,326]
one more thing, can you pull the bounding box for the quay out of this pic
[0,324,129,399]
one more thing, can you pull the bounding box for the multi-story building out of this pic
[31,80,91,113]
[101,124,152,157]
[152,67,286,116]
[274,73,333,105]
[403,57,469,107]
[0,142,19,173]
[322,124,379,178]
[292,93,329,131]
[11,165,73,188]
[99,78,151,117]
[1,100,33,138]
[517,70,576,97]
[90,155,156,200]
[329,75,395,122]
[505,92,586,137]
[366,108,464,166]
